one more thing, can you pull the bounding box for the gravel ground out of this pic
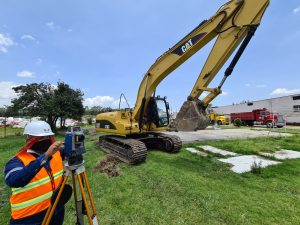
[163,128,292,144]
[86,126,294,144]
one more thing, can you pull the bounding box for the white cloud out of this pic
[0,81,20,106]
[245,83,251,87]
[21,34,36,41]
[293,6,300,13]
[199,92,208,99]
[271,88,300,96]
[112,100,121,108]
[221,91,228,96]
[16,70,35,78]
[46,21,60,30]
[84,96,116,108]
[51,84,57,90]
[0,33,14,53]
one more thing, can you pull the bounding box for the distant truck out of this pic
[209,112,230,125]
[230,108,284,128]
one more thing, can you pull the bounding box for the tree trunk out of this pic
[47,115,55,131]
[54,117,58,131]
[51,116,58,131]
[63,118,66,128]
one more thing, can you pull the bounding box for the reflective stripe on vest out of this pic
[11,170,64,195]
[10,151,63,220]
[11,191,53,210]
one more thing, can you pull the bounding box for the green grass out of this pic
[213,125,300,133]
[187,136,300,155]
[217,125,300,135]
[251,127,300,135]
[0,127,23,138]
[1,133,300,224]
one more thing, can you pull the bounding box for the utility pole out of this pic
[4,105,7,138]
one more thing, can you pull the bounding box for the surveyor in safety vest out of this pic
[4,121,65,225]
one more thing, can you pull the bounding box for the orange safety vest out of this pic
[10,150,64,220]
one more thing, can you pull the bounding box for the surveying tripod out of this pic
[42,162,99,225]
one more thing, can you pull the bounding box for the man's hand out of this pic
[45,141,63,160]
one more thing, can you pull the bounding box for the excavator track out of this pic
[128,132,182,153]
[156,133,182,153]
[99,135,147,165]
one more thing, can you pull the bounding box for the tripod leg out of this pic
[77,173,94,225]
[73,173,84,225]
[72,173,78,207]
[42,175,68,225]
[82,172,98,217]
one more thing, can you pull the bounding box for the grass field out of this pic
[0,127,23,138]
[1,128,300,224]
[217,125,300,135]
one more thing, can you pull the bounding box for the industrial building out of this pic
[212,94,300,125]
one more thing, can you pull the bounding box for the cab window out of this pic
[156,99,169,127]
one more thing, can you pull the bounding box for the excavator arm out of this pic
[132,0,269,131]
[95,0,270,164]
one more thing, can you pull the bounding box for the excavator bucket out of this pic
[169,99,210,131]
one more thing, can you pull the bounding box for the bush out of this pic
[84,129,90,136]
[87,117,93,125]
[234,118,242,127]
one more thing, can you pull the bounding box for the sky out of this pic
[0,0,299,112]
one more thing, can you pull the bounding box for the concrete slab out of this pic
[185,148,208,157]
[218,155,281,173]
[162,129,291,144]
[198,145,238,156]
[186,148,199,154]
[260,149,300,160]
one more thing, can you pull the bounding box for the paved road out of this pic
[163,128,291,144]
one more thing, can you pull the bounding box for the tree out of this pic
[54,82,85,128]
[9,82,84,130]
[84,106,115,115]
[0,108,6,117]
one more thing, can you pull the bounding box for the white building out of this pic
[212,94,300,125]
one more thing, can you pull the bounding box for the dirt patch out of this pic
[94,155,120,177]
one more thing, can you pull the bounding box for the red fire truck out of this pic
[230,108,284,128]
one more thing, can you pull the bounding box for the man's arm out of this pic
[4,141,63,188]
[4,154,47,188]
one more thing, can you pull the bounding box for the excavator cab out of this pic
[146,96,170,128]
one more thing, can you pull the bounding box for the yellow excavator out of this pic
[95,0,270,164]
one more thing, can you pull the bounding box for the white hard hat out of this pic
[23,120,54,136]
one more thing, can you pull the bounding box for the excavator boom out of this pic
[132,0,269,131]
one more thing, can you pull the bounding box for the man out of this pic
[4,120,65,225]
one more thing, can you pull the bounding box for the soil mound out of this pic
[94,155,120,177]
